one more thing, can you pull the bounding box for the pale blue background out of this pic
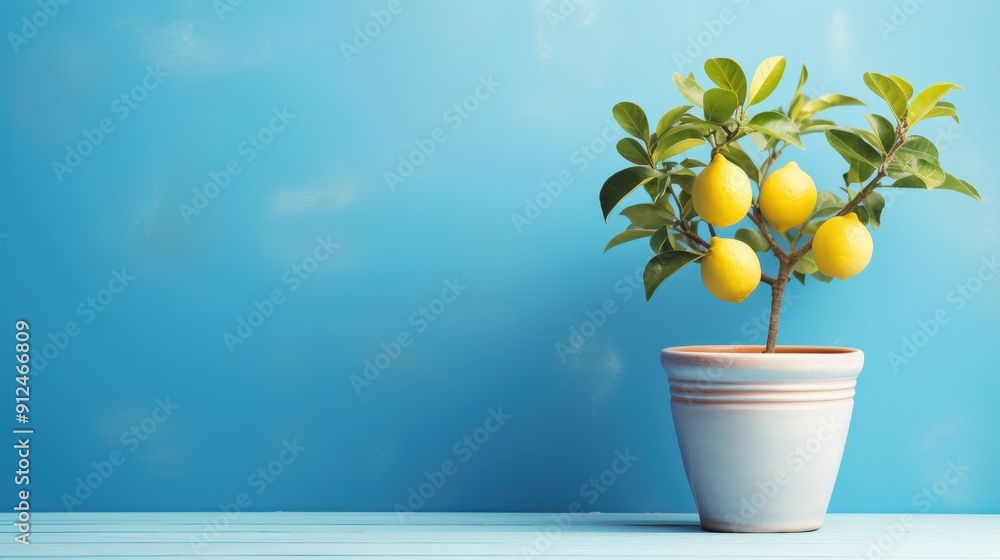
[1,0,997,513]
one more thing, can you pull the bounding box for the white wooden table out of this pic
[1,512,997,558]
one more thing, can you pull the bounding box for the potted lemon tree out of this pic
[600,56,978,532]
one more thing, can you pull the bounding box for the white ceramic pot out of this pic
[660,345,863,533]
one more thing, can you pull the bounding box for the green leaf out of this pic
[888,75,913,99]
[945,177,982,202]
[652,128,706,163]
[853,205,870,226]
[748,56,786,106]
[747,111,803,148]
[863,72,909,121]
[604,229,655,253]
[702,88,739,123]
[719,143,761,185]
[907,82,963,125]
[735,228,770,252]
[847,158,876,185]
[680,158,707,168]
[864,191,886,230]
[673,174,695,194]
[897,136,939,165]
[649,225,669,253]
[891,173,982,201]
[673,73,705,108]
[616,138,651,166]
[643,250,703,300]
[788,63,809,117]
[922,101,959,123]
[792,271,807,286]
[811,270,834,283]
[900,158,946,188]
[792,251,818,274]
[810,190,843,220]
[795,63,809,96]
[853,128,884,154]
[824,128,883,169]
[655,105,693,137]
[621,203,675,229]
[795,94,865,121]
[613,102,650,143]
[799,119,838,134]
[704,58,747,106]
[600,166,660,220]
[643,174,667,199]
[678,189,696,219]
[864,113,896,153]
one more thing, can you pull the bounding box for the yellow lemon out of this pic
[812,213,873,280]
[759,161,817,233]
[700,237,761,303]
[692,153,752,227]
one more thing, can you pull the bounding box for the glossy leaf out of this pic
[600,166,660,220]
[673,73,705,108]
[747,111,803,148]
[735,228,770,252]
[788,63,809,117]
[678,190,696,219]
[655,105,693,137]
[810,190,843,219]
[897,136,939,165]
[811,270,834,283]
[865,191,886,230]
[900,158,946,188]
[853,205,870,226]
[863,72,908,121]
[704,58,747,106]
[847,158,876,185]
[642,174,667,199]
[652,128,706,163]
[824,128,882,169]
[888,75,913,99]
[621,203,675,229]
[702,88,739,123]
[643,250,704,300]
[792,251,818,274]
[748,56,786,106]
[795,94,865,121]
[613,102,650,143]
[604,229,655,253]
[864,113,896,153]
[673,174,695,194]
[923,101,959,123]
[799,119,838,134]
[907,82,963,125]
[890,173,981,201]
[616,138,650,166]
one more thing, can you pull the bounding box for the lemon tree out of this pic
[600,56,980,352]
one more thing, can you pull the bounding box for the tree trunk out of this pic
[765,262,790,353]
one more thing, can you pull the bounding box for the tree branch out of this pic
[747,206,786,258]
[790,123,908,262]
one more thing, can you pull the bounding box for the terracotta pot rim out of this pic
[663,345,861,356]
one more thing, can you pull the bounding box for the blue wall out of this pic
[1,0,997,514]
